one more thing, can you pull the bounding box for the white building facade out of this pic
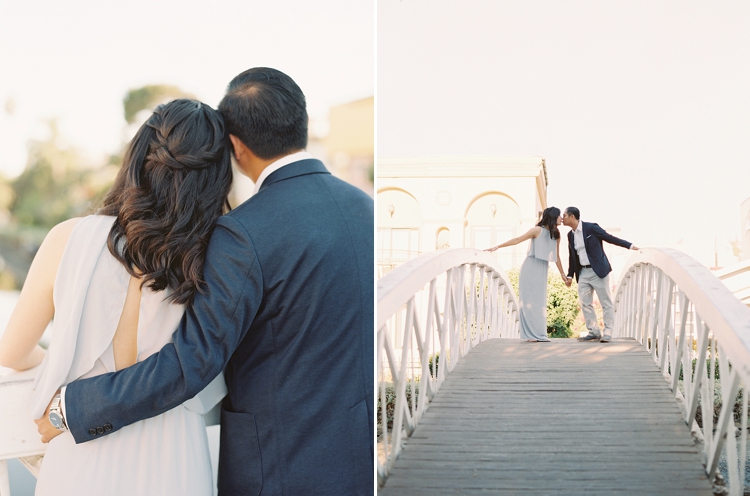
[377,156,548,274]
[741,197,750,261]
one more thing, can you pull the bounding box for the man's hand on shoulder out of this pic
[35,390,64,443]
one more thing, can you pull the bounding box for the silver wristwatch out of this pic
[49,394,69,432]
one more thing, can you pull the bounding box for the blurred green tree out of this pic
[9,121,114,229]
[123,85,195,124]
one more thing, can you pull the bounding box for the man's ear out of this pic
[229,134,245,160]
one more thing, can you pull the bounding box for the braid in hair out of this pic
[99,99,233,304]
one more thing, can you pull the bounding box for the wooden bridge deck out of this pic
[380,338,714,495]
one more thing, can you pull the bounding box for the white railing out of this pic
[376,248,520,486]
[614,248,750,495]
[0,367,46,496]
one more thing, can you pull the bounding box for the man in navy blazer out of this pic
[562,206,638,343]
[39,68,374,495]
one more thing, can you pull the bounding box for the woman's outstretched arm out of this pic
[484,226,541,253]
[0,218,80,370]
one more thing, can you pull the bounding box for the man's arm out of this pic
[591,223,634,250]
[63,216,262,443]
[566,233,576,280]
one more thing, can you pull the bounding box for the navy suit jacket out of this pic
[567,221,632,281]
[64,159,374,496]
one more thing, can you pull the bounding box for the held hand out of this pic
[631,245,640,251]
[565,277,572,288]
[34,390,63,443]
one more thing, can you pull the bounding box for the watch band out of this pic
[49,394,69,432]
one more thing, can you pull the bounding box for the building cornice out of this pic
[378,155,546,180]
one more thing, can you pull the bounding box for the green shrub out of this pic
[376,382,419,433]
[506,267,580,338]
[428,353,439,378]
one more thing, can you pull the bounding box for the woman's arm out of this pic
[0,218,80,370]
[555,237,567,282]
[485,226,541,252]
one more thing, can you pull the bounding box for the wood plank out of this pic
[379,338,714,495]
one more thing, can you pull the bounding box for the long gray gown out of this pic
[518,228,557,341]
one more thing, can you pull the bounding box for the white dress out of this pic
[30,215,227,496]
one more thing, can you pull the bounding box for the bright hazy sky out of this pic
[378,0,750,269]
[0,0,373,175]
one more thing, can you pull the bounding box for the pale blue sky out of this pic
[0,0,374,176]
[378,0,750,268]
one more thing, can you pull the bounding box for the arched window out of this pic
[377,188,421,271]
[436,227,450,250]
[465,192,522,268]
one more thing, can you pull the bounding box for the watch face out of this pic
[49,411,63,429]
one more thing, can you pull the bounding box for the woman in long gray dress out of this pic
[485,207,567,342]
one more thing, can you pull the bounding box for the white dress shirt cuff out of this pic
[60,385,67,418]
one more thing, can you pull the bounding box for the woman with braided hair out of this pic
[0,99,233,494]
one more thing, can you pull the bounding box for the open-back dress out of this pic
[31,215,226,496]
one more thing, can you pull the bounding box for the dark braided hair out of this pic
[99,99,233,304]
[537,207,561,240]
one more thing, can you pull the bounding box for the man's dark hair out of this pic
[218,67,308,160]
[565,206,580,220]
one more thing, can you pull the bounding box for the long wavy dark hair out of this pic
[537,207,561,240]
[98,99,233,304]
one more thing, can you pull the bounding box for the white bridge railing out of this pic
[0,367,46,496]
[614,248,750,496]
[376,248,520,486]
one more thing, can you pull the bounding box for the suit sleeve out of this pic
[590,223,632,249]
[63,216,262,443]
[566,233,576,279]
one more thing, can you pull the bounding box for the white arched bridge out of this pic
[377,248,750,495]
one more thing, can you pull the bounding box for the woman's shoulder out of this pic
[41,215,115,258]
[44,217,84,249]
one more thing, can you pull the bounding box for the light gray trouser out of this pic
[577,267,615,337]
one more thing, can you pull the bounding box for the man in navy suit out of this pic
[39,68,374,495]
[562,206,638,343]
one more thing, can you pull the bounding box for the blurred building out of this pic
[324,96,374,196]
[377,156,547,275]
[230,96,374,205]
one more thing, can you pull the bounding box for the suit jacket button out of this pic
[104,423,112,432]
[96,426,105,434]
[89,428,97,436]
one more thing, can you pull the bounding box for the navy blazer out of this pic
[64,159,374,496]
[567,221,631,281]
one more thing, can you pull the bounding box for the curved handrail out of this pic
[378,248,518,327]
[377,248,520,486]
[614,248,750,377]
[613,248,750,493]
